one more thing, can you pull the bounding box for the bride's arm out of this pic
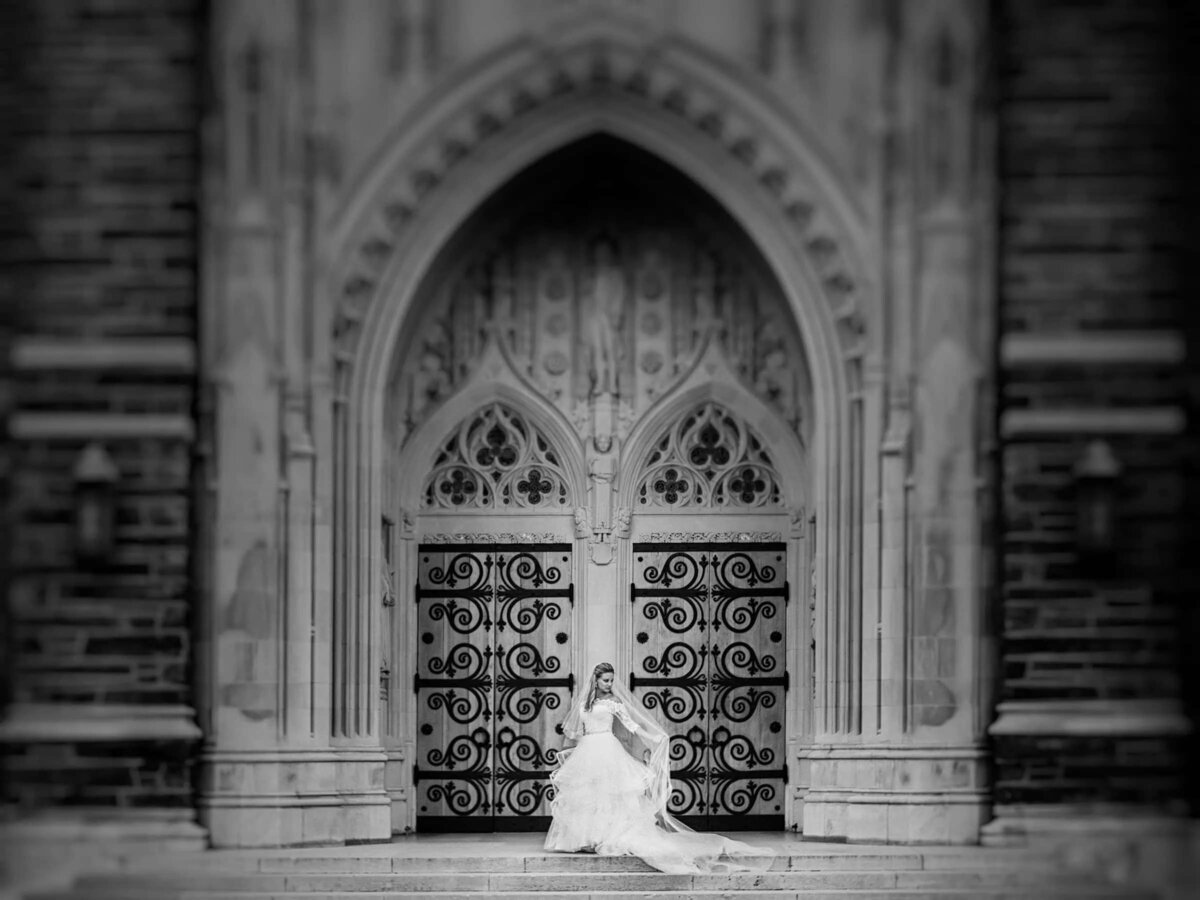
[611,702,642,734]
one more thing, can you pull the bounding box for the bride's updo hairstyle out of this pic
[584,662,615,711]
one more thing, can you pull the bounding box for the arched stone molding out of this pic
[330,28,875,393]
[617,338,809,513]
[318,17,993,845]
[391,335,588,514]
[323,33,874,753]
[381,337,585,834]
[613,339,812,828]
[334,94,862,745]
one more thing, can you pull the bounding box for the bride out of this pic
[544,662,775,875]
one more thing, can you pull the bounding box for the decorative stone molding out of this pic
[0,704,202,743]
[989,700,1191,737]
[420,532,564,545]
[331,35,870,391]
[9,413,196,441]
[1000,407,1185,438]
[420,402,574,510]
[1001,331,1186,366]
[642,531,784,543]
[11,338,196,371]
[632,401,784,509]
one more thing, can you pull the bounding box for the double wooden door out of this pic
[413,543,574,831]
[630,541,788,830]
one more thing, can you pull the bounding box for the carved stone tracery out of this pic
[332,38,870,408]
[635,402,783,509]
[422,403,572,509]
[389,184,812,452]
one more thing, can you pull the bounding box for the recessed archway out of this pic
[323,32,876,836]
[377,133,819,831]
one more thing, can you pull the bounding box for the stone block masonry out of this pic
[994,0,1190,815]
[0,0,203,811]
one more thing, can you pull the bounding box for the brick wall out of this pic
[1,0,202,809]
[996,0,1190,810]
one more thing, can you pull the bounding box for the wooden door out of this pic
[630,541,787,830]
[415,543,574,831]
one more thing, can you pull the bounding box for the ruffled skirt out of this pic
[544,732,772,875]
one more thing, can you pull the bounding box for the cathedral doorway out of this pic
[383,137,813,833]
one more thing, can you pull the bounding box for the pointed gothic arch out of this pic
[391,339,589,516]
[617,342,809,514]
[324,25,881,834]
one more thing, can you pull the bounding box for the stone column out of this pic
[195,2,388,846]
[801,1,993,844]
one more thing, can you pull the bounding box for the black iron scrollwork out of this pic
[426,728,491,770]
[428,643,490,679]
[493,727,556,816]
[426,778,491,816]
[712,684,778,722]
[427,596,492,634]
[427,551,493,590]
[499,597,562,634]
[495,777,554,817]
[417,544,573,829]
[496,642,561,679]
[642,596,703,633]
[642,551,707,589]
[710,779,776,816]
[714,641,777,678]
[713,551,776,589]
[641,685,703,723]
[711,595,778,634]
[495,726,556,770]
[496,685,563,723]
[417,727,493,817]
[711,726,776,769]
[642,641,705,679]
[499,551,562,590]
[425,686,490,725]
[631,542,787,828]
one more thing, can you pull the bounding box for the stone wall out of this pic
[994,0,1189,812]
[1,0,202,810]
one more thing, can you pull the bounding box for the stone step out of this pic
[30,889,1158,900]
[122,854,926,875]
[49,868,1151,896]
[115,848,1061,876]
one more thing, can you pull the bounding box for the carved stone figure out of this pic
[585,239,626,396]
[588,451,618,530]
[573,506,591,540]
[613,506,631,540]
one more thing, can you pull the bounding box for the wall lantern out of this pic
[73,442,119,564]
[1073,439,1121,560]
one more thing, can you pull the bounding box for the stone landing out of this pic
[11,833,1171,900]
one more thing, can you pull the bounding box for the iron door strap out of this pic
[414,544,573,831]
[630,541,787,830]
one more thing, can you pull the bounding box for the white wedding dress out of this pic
[544,696,770,874]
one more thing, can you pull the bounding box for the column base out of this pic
[982,804,1198,899]
[0,806,206,898]
[197,748,391,847]
[384,746,413,836]
[799,744,990,843]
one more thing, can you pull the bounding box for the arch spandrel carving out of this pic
[385,138,814,453]
[421,402,574,511]
[633,401,784,510]
[617,339,809,512]
[391,335,589,513]
[329,31,875,402]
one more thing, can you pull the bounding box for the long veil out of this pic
[554,668,775,873]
